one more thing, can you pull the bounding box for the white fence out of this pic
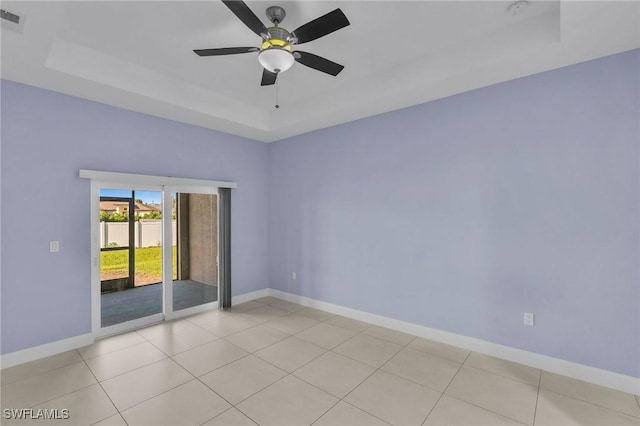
[100,220,177,248]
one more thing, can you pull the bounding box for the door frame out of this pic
[85,170,236,338]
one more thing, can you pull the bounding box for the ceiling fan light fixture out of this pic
[195,1,350,85]
[258,47,295,73]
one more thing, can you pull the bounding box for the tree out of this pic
[100,210,162,222]
[137,211,162,220]
[100,211,129,222]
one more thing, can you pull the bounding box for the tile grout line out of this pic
[463,354,541,387]
[94,337,244,424]
[238,318,414,426]
[537,373,640,419]
[333,400,394,426]
[402,340,469,365]
[197,340,299,406]
[88,330,246,424]
[109,369,240,426]
[197,302,295,426]
[460,364,539,425]
[377,347,466,394]
[308,332,420,425]
[442,359,536,426]
[207,302,298,422]
[324,333,456,396]
[185,302,337,422]
[107,371,212,423]
[193,373,245,424]
[78,332,148,361]
[323,341,398,373]
[460,363,540,388]
[147,336,217,358]
[1,355,88,387]
[92,356,177,388]
[219,298,343,425]
[2,357,98,411]
[436,394,531,426]
[420,348,472,426]
[195,320,262,341]
[185,347,255,378]
[540,388,640,420]
[200,405,260,426]
[215,301,348,360]
[80,350,131,426]
[532,369,542,426]
[428,350,532,426]
[185,303,310,365]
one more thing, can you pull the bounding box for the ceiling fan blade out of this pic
[294,51,344,76]
[194,47,258,56]
[261,69,278,86]
[291,8,350,44]
[222,0,268,38]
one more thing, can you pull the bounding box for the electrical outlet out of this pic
[292,272,297,280]
[524,312,534,326]
[49,241,59,252]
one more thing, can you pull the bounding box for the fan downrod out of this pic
[265,6,286,25]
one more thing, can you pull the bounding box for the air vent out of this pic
[1,9,25,34]
[1,9,19,24]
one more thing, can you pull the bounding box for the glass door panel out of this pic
[99,188,163,327]
[173,192,218,311]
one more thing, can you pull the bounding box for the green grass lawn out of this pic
[101,246,177,281]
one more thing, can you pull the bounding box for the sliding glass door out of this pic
[93,183,219,334]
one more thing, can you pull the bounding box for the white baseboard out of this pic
[232,288,270,305]
[0,333,94,370]
[268,289,640,396]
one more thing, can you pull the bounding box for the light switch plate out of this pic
[524,312,534,326]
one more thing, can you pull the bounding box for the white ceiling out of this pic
[1,1,638,142]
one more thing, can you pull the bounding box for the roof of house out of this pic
[100,201,160,212]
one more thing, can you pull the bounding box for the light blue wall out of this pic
[268,50,640,377]
[0,81,269,354]
[2,50,638,377]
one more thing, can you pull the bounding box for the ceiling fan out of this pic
[194,0,350,86]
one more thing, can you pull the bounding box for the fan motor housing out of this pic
[262,27,292,51]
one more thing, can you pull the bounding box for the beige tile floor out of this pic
[2,296,639,426]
